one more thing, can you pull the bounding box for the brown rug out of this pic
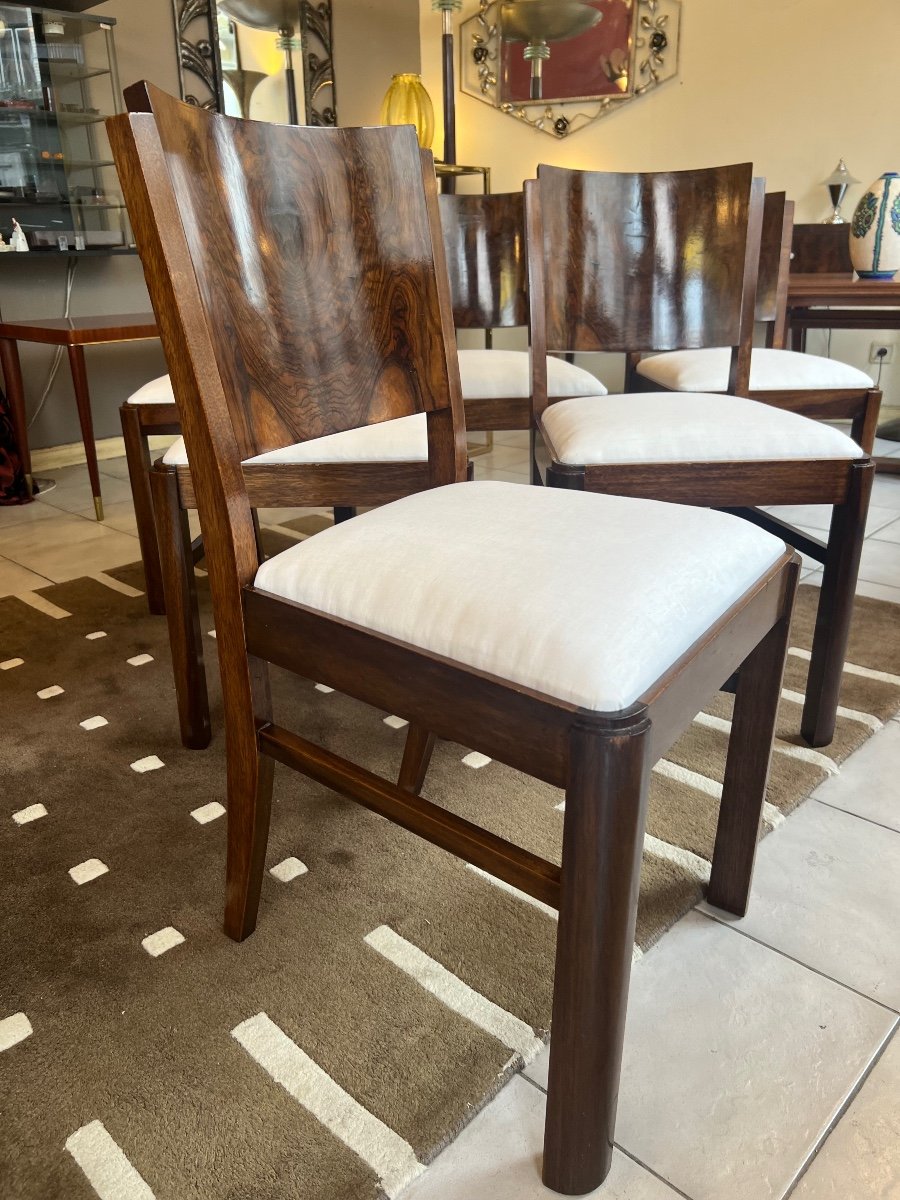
[1,564,898,1200]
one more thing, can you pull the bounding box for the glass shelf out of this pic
[0,4,128,252]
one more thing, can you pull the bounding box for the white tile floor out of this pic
[1,432,899,1200]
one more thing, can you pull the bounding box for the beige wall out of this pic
[334,0,421,127]
[419,0,900,400]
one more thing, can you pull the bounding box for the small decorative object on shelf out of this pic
[0,3,130,257]
[821,158,858,224]
[9,218,29,250]
[380,73,435,149]
[849,172,900,280]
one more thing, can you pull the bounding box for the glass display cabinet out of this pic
[0,4,131,255]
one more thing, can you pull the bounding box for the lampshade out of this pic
[821,159,859,189]
[380,74,435,150]
[499,0,601,44]
[217,0,296,31]
[820,158,859,224]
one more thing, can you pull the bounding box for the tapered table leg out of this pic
[67,344,104,520]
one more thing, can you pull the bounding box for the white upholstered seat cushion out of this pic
[126,374,176,404]
[635,348,874,392]
[540,392,865,466]
[162,413,428,467]
[458,348,607,400]
[254,480,785,712]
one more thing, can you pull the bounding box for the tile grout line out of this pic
[811,796,900,837]
[780,1020,899,1200]
[694,908,900,1017]
[517,1072,698,1200]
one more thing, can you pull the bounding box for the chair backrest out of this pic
[108,84,467,596]
[757,192,794,348]
[438,191,528,330]
[790,222,853,273]
[527,163,763,398]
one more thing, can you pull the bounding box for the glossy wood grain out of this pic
[790,223,853,274]
[536,162,757,356]
[112,87,802,1195]
[439,191,528,330]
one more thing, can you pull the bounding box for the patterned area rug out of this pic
[1,559,899,1200]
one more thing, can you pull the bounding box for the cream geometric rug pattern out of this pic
[1,556,899,1199]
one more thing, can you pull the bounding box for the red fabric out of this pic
[0,386,31,505]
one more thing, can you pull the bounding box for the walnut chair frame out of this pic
[528,166,875,749]
[110,86,799,1195]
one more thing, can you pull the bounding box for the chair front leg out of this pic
[543,713,651,1196]
[802,460,874,747]
[708,564,798,915]
[121,405,166,615]
[223,652,275,942]
[150,465,212,750]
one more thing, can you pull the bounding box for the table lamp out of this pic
[821,159,859,224]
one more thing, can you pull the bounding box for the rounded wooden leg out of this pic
[150,465,211,749]
[543,714,651,1196]
[801,461,873,747]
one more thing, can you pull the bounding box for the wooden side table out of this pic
[0,313,159,519]
[786,273,900,478]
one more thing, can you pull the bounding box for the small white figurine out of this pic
[10,219,29,252]
[0,232,10,253]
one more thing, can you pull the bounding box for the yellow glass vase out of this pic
[379,73,435,150]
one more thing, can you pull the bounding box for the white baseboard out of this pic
[30,433,179,473]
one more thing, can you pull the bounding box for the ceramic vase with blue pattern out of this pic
[849,172,900,279]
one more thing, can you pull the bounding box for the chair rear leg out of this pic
[150,465,212,749]
[543,713,651,1196]
[121,405,166,615]
[224,655,274,941]
[398,724,436,793]
[802,461,873,747]
[707,561,799,916]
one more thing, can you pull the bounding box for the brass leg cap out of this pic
[93,496,104,522]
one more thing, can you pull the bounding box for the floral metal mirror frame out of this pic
[460,0,680,139]
[170,0,336,127]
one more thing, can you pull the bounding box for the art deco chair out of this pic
[439,191,606,447]
[110,85,798,1195]
[526,164,874,749]
[632,191,882,452]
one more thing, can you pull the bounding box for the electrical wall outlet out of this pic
[869,342,895,364]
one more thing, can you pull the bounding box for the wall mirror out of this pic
[170,0,336,127]
[461,0,680,138]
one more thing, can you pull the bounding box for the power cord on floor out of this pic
[27,256,78,429]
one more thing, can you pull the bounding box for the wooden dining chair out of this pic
[439,191,606,437]
[527,164,875,750]
[110,86,800,1195]
[633,191,882,452]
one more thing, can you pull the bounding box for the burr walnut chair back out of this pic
[439,191,528,331]
[531,162,763,403]
[109,82,466,593]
